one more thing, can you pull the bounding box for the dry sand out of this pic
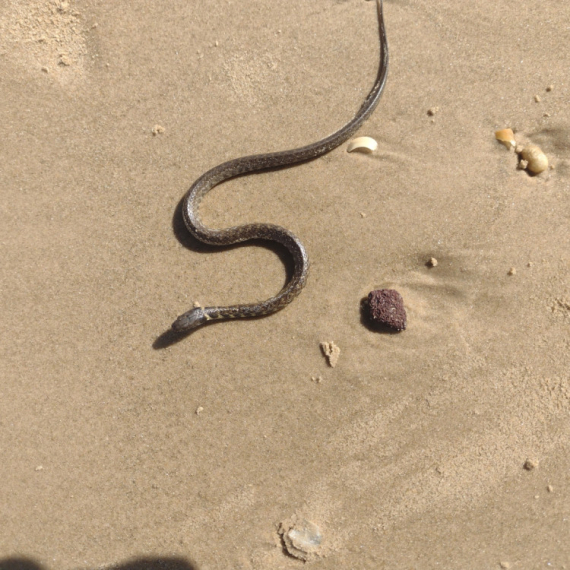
[1,0,569,568]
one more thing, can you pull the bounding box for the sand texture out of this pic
[1,0,570,568]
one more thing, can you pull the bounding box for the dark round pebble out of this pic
[367,289,407,331]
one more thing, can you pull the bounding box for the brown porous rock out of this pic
[367,289,407,331]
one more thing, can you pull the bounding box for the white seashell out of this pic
[280,518,323,561]
[347,136,378,153]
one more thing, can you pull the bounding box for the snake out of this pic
[171,0,389,333]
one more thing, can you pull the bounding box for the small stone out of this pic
[500,562,511,569]
[35,465,44,471]
[428,257,438,267]
[518,159,529,170]
[527,262,533,267]
[152,125,165,136]
[195,406,204,415]
[515,144,524,154]
[534,94,541,102]
[360,212,367,218]
[320,341,340,368]
[367,289,407,331]
[524,458,538,471]
[543,112,551,118]
[427,107,439,116]
[41,66,49,73]
[311,375,323,383]
[508,267,516,276]
[546,85,554,92]
[547,485,554,493]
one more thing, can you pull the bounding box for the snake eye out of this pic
[172,307,207,332]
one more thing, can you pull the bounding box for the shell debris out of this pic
[320,341,340,367]
[279,517,323,562]
[347,136,378,153]
[495,128,515,150]
[519,144,548,174]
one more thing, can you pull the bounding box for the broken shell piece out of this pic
[347,136,378,153]
[279,518,323,561]
[520,144,548,174]
[495,128,516,149]
[320,341,340,368]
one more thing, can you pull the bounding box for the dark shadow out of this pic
[153,195,297,349]
[359,295,403,334]
[107,556,198,570]
[0,556,199,570]
[0,558,43,570]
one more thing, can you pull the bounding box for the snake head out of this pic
[171,307,208,332]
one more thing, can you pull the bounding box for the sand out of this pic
[1,0,569,568]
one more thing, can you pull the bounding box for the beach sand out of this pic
[1,0,569,568]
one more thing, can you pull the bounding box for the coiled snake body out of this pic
[172,0,389,332]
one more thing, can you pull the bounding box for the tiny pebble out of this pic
[518,159,529,170]
[427,107,439,116]
[428,257,438,267]
[311,375,323,383]
[546,84,554,92]
[508,267,516,276]
[196,406,204,415]
[524,458,538,471]
[527,262,533,267]
[41,66,49,73]
[152,125,165,136]
[543,112,551,118]
[360,212,367,218]
[500,562,511,569]
[35,465,44,471]
[547,485,554,493]
[534,94,541,102]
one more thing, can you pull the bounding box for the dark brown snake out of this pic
[172,0,388,332]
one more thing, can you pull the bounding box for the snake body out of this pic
[172,0,389,332]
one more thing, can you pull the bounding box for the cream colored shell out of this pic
[520,145,548,174]
[347,136,378,153]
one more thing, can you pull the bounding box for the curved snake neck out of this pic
[172,0,389,333]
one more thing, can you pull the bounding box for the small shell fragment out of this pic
[520,144,548,174]
[279,517,323,561]
[320,341,340,368]
[495,128,515,150]
[347,136,378,153]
